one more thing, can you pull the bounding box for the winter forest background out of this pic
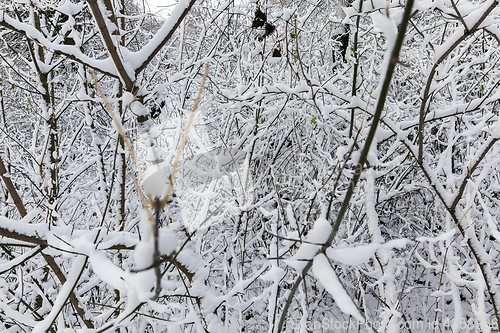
[0,0,500,332]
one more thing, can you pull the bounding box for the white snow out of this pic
[260,265,285,282]
[285,217,331,271]
[0,292,37,328]
[371,12,397,50]
[32,255,88,333]
[282,8,295,21]
[126,269,157,301]
[327,243,380,266]
[434,26,466,62]
[0,246,41,274]
[131,100,148,117]
[134,210,155,270]
[326,239,410,266]
[89,250,127,294]
[128,0,195,71]
[0,209,45,241]
[159,228,178,255]
[123,91,135,106]
[312,254,364,322]
[492,117,500,138]
[0,12,118,76]
[434,0,497,61]
[97,231,139,250]
[417,229,456,243]
[142,163,171,198]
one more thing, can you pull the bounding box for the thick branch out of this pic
[87,0,134,91]
[134,0,197,75]
[0,156,27,217]
[0,226,47,246]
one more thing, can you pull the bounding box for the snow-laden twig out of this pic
[32,255,88,333]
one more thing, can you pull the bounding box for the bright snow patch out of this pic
[143,163,171,199]
[260,266,285,282]
[286,217,331,271]
[312,254,364,322]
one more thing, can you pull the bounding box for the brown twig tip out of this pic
[390,58,410,68]
[398,60,411,68]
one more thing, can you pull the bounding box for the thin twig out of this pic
[91,71,145,181]
[159,65,209,207]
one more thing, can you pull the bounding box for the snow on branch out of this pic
[0,8,119,78]
[312,254,365,322]
[0,209,47,246]
[133,0,197,75]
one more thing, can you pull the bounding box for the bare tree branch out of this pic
[87,0,135,91]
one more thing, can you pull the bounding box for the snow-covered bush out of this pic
[0,0,500,332]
